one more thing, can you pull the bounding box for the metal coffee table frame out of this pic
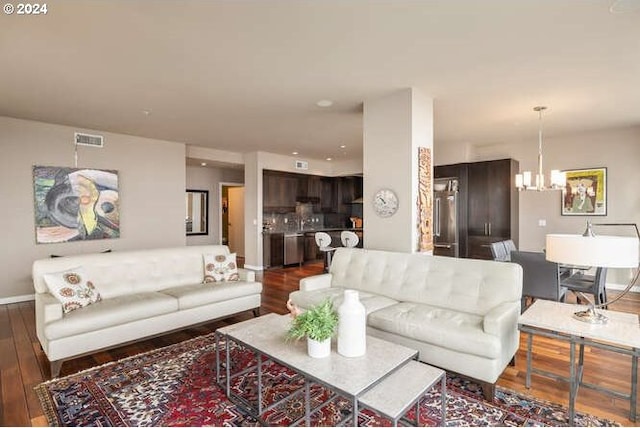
[215,314,445,426]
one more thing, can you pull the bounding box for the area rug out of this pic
[35,333,620,427]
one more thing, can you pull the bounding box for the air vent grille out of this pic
[75,132,104,148]
[295,160,308,170]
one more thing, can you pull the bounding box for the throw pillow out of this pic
[203,253,239,283]
[43,267,102,313]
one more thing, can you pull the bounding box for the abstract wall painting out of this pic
[561,167,607,216]
[33,166,120,244]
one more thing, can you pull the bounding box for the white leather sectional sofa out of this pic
[289,247,523,398]
[32,245,261,377]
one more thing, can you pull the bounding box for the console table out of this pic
[518,300,639,423]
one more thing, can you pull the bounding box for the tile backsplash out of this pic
[263,212,324,233]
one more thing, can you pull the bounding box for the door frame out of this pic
[218,182,244,246]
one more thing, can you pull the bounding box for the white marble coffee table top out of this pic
[218,313,419,396]
[518,300,640,348]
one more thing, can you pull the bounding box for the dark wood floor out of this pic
[1,260,638,426]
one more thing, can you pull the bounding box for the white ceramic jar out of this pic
[337,289,366,357]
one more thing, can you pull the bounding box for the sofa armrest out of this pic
[238,268,255,282]
[483,301,520,337]
[36,292,63,324]
[299,273,332,292]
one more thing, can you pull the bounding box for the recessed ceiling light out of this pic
[201,162,207,166]
[316,100,333,108]
[292,151,299,155]
[339,144,346,149]
[141,109,152,116]
[326,157,332,161]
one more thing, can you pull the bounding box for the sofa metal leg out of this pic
[50,361,63,378]
[252,308,260,317]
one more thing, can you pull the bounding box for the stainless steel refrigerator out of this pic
[433,189,459,257]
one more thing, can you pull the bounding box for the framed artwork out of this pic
[33,166,120,243]
[561,167,607,216]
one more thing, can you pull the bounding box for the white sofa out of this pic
[289,247,523,398]
[32,245,262,377]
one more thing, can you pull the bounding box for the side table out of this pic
[518,300,639,423]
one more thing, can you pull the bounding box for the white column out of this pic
[242,152,264,270]
[363,88,433,252]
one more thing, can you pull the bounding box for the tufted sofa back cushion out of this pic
[329,247,522,316]
[33,245,230,299]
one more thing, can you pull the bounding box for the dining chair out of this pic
[490,239,517,262]
[490,241,509,262]
[503,239,517,254]
[561,267,608,308]
[510,250,567,312]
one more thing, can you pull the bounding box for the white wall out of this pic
[186,165,244,246]
[243,152,262,269]
[5,114,633,295]
[0,116,186,300]
[363,88,433,252]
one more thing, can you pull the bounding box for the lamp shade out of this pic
[546,234,639,268]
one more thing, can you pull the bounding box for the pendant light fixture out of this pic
[515,106,565,191]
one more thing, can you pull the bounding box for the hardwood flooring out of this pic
[1,260,638,426]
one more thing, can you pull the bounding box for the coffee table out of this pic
[215,313,446,426]
[519,300,640,423]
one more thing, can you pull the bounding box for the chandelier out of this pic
[515,106,565,191]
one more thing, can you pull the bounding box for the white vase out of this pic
[337,289,366,357]
[307,337,331,358]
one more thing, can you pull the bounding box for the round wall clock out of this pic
[373,188,398,217]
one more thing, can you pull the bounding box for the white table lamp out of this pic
[546,222,639,324]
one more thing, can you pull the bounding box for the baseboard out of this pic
[606,282,640,293]
[0,294,35,305]
[243,264,264,271]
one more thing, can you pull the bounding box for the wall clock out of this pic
[373,188,398,217]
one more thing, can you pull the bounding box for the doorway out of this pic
[220,183,244,257]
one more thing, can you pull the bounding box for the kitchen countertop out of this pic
[263,228,363,235]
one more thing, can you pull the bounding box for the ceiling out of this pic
[1,0,639,163]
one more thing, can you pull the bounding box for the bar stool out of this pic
[340,231,359,248]
[315,232,336,272]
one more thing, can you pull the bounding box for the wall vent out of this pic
[75,132,104,148]
[295,160,308,170]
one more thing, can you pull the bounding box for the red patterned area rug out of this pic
[35,333,620,427]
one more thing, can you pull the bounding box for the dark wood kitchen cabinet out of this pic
[435,158,518,260]
[304,233,323,262]
[320,178,338,212]
[263,170,298,210]
[263,232,284,268]
[306,175,322,200]
[262,170,363,227]
[467,159,519,259]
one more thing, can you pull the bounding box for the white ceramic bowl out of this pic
[434,183,447,191]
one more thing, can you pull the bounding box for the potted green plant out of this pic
[286,298,338,358]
